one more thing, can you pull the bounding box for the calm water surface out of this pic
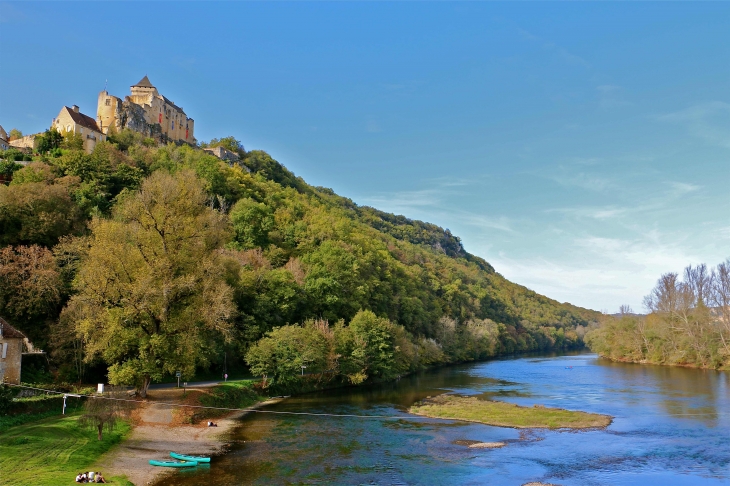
[157,353,730,485]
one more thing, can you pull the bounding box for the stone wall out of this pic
[0,338,23,384]
[9,134,38,151]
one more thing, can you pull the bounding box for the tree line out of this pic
[586,261,730,369]
[1,131,600,395]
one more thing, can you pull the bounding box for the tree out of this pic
[710,259,730,353]
[66,170,234,397]
[203,136,245,156]
[336,310,398,383]
[0,159,23,184]
[0,245,62,346]
[8,128,22,141]
[78,387,131,440]
[245,322,330,388]
[61,131,84,151]
[0,180,84,247]
[36,128,63,154]
[230,197,274,249]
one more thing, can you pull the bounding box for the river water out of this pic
[157,352,730,485]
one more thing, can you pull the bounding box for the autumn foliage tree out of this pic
[0,245,62,346]
[66,170,235,397]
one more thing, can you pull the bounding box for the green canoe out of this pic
[170,452,211,463]
[149,459,198,467]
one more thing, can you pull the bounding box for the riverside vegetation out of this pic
[0,130,602,398]
[586,261,730,369]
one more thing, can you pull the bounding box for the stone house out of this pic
[203,145,241,164]
[97,76,195,145]
[52,105,107,154]
[0,125,9,151]
[0,317,26,385]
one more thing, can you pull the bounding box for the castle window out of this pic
[105,99,111,106]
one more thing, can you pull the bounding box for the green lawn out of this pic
[0,413,132,485]
[409,395,612,429]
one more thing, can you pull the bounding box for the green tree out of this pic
[230,197,274,249]
[0,180,84,246]
[8,162,54,185]
[336,310,398,383]
[66,170,234,397]
[36,128,63,154]
[61,131,84,151]
[0,159,23,183]
[204,136,245,156]
[245,322,330,388]
[8,128,22,141]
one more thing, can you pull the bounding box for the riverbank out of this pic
[93,385,279,486]
[0,413,132,485]
[409,395,612,429]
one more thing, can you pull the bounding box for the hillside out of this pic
[0,132,602,391]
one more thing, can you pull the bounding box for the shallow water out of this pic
[157,352,730,485]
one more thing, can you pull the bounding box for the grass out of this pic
[0,413,131,485]
[409,395,612,429]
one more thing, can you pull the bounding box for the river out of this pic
[156,352,730,485]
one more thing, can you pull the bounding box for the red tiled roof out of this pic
[0,317,26,339]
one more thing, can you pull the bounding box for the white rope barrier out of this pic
[6,383,729,419]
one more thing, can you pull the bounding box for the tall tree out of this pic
[66,170,234,397]
[0,245,62,345]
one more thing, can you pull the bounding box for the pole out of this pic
[62,394,67,414]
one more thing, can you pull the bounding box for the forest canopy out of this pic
[0,132,603,392]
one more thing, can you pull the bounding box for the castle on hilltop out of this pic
[96,76,195,144]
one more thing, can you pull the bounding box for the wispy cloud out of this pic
[546,205,630,221]
[657,101,730,148]
[666,181,701,195]
[362,188,442,212]
[548,172,614,192]
[485,231,701,312]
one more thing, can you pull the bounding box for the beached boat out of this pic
[170,452,211,463]
[149,459,198,467]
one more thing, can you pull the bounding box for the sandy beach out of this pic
[94,388,279,486]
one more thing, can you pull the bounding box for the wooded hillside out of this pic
[0,131,602,393]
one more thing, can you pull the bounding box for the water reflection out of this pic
[156,352,730,486]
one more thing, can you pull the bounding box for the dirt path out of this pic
[94,390,280,486]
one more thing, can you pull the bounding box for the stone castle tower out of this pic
[97,76,195,144]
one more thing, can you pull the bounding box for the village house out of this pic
[0,317,26,385]
[0,125,9,151]
[52,105,106,154]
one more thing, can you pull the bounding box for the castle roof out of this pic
[62,107,102,133]
[0,316,26,339]
[133,75,155,88]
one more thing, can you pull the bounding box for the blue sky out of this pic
[2,2,729,312]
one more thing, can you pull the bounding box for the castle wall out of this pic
[100,81,195,144]
[97,91,122,134]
